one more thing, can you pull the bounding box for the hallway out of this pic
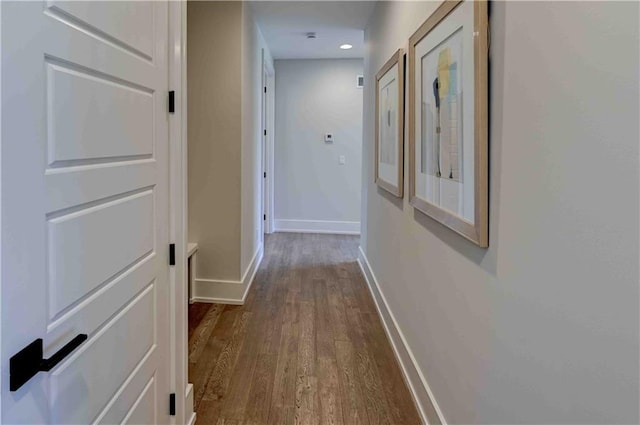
[188,233,421,424]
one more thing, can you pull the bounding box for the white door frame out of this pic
[168,1,193,424]
[0,5,7,418]
[260,52,266,239]
[262,54,275,234]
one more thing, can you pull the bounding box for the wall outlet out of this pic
[325,133,334,143]
[339,155,346,165]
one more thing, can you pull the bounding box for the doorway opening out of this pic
[262,50,276,237]
[185,1,370,419]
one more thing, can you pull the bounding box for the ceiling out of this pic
[250,1,376,59]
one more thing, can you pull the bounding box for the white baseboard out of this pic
[357,246,446,425]
[274,219,360,235]
[186,411,196,425]
[185,383,195,425]
[193,244,263,305]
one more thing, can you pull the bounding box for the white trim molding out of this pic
[357,246,447,425]
[262,54,276,235]
[186,411,197,425]
[192,244,264,304]
[274,219,360,235]
[168,1,191,424]
[185,383,196,425]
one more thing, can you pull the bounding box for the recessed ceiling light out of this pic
[340,44,353,50]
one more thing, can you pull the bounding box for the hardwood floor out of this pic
[188,233,421,425]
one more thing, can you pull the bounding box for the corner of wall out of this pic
[193,242,264,305]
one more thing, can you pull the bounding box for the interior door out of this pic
[262,66,268,241]
[1,1,170,424]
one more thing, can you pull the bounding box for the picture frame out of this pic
[375,49,405,198]
[408,0,488,247]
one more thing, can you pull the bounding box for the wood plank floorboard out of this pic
[189,233,421,425]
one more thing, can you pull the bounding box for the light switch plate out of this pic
[325,133,333,143]
[339,155,346,165]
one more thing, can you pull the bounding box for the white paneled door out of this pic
[1,1,170,423]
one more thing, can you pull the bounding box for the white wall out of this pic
[274,59,363,234]
[361,1,639,424]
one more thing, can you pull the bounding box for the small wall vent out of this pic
[356,75,364,88]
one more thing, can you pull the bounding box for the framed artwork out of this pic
[408,0,488,247]
[375,49,405,197]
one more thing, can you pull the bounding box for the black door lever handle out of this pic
[10,334,88,391]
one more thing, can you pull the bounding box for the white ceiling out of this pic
[250,1,376,59]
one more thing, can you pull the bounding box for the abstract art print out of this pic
[408,0,488,246]
[375,49,405,197]
[421,30,462,184]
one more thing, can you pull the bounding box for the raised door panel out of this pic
[93,351,157,425]
[47,61,154,165]
[49,285,156,424]
[122,377,157,425]
[46,0,154,60]
[47,190,155,319]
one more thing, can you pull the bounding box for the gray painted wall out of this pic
[275,59,363,229]
[361,1,639,423]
